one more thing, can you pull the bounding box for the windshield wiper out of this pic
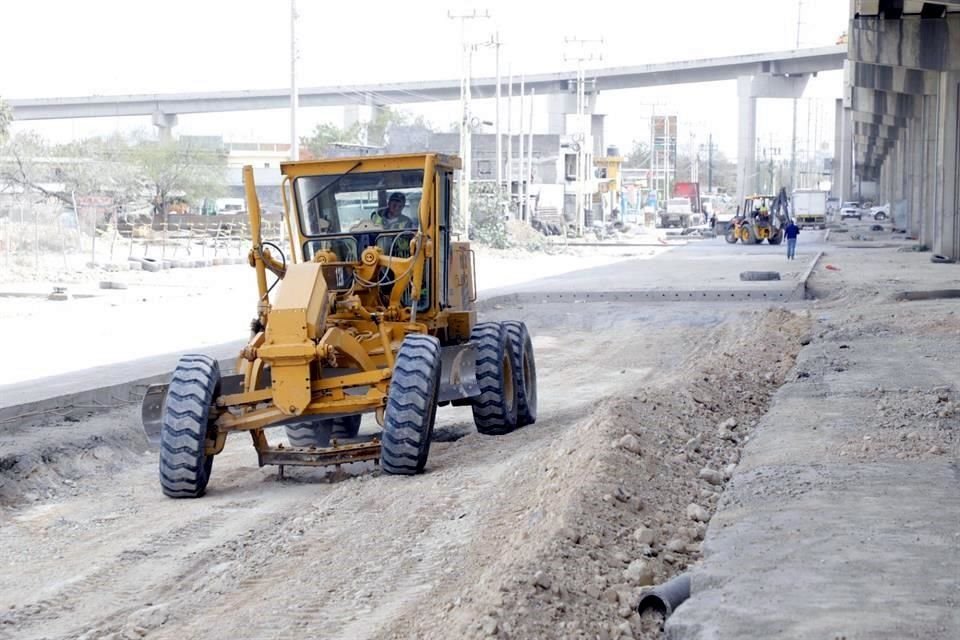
[310,161,363,203]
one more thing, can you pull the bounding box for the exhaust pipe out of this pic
[637,573,691,619]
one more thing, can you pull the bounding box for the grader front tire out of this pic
[470,322,519,435]
[381,334,442,475]
[159,355,220,499]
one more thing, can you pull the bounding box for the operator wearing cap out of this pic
[372,192,416,230]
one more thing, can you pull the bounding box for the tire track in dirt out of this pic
[0,304,730,640]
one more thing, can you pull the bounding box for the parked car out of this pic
[840,201,863,220]
[868,203,889,221]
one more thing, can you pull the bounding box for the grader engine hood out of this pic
[257,262,330,415]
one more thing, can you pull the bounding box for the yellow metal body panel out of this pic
[271,262,330,339]
[448,242,476,311]
[257,262,329,415]
[446,310,476,343]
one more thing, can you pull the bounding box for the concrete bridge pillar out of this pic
[736,77,758,205]
[152,111,178,142]
[920,94,939,248]
[546,90,597,136]
[736,74,810,204]
[833,99,854,202]
[933,71,960,258]
[344,95,377,143]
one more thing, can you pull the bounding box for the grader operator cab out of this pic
[142,154,537,498]
[725,192,788,245]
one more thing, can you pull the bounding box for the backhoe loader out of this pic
[141,154,537,498]
[725,192,788,245]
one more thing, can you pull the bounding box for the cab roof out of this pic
[279,153,461,179]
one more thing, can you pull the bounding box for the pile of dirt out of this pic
[379,308,810,640]
[0,406,150,508]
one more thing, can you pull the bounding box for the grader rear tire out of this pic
[502,320,537,427]
[381,334,442,475]
[470,322,519,435]
[285,414,361,447]
[159,355,220,499]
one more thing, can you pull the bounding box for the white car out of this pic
[840,201,863,220]
[868,204,889,221]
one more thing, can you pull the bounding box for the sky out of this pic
[1,0,849,158]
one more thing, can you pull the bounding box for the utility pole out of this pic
[564,36,603,236]
[448,8,491,236]
[506,67,513,213]
[286,0,298,249]
[790,0,803,190]
[518,74,525,221]
[494,32,502,208]
[290,0,299,162]
[708,133,714,193]
[527,87,535,224]
[650,105,656,218]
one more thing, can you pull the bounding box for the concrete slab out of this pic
[494,238,823,297]
[0,341,244,429]
[667,305,960,639]
[670,462,960,639]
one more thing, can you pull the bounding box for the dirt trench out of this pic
[0,302,808,640]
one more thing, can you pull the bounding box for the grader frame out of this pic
[142,153,537,497]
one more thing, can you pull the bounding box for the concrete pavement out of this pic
[667,238,960,639]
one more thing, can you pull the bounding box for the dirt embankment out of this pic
[378,308,810,640]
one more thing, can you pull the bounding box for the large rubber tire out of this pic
[381,334,442,475]
[740,270,782,281]
[470,322,519,435]
[285,414,361,447]
[503,321,538,427]
[332,414,362,439]
[725,227,738,244]
[768,231,783,245]
[159,354,220,498]
[285,420,330,448]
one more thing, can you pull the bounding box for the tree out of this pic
[129,137,227,217]
[301,122,361,158]
[0,132,74,207]
[623,140,651,168]
[0,98,10,143]
[302,108,434,157]
[365,106,429,146]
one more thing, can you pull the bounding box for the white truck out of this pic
[791,190,828,229]
[660,198,702,228]
[215,198,247,215]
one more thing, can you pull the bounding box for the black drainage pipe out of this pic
[637,573,691,619]
[894,289,960,302]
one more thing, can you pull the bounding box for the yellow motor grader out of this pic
[141,154,537,498]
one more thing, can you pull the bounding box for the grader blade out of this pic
[438,343,480,403]
[141,383,168,446]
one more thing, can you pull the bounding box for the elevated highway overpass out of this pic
[8,46,844,121]
[7,46,846,206]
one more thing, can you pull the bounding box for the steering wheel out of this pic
[350,220,384,232]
